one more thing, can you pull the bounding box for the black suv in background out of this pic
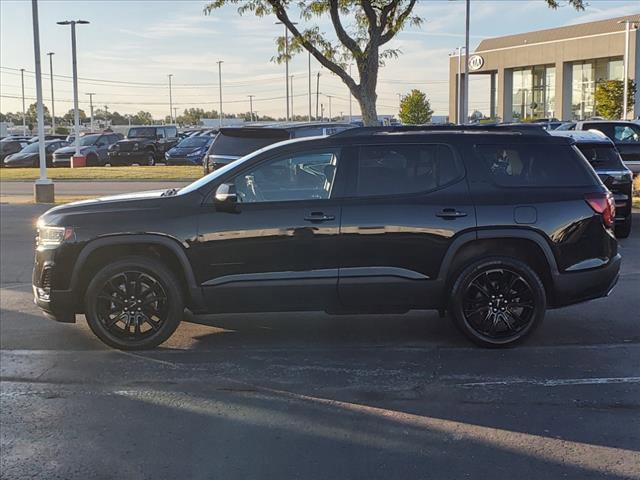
[551,130,634,238]
[52,132,123,167]
[203,123,354,173]
[571,121,640,174]
[33,126,620,350]
[108,126,179,166]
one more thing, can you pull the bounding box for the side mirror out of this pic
[215,183,237,203]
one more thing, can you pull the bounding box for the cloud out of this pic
[565,5,640,24]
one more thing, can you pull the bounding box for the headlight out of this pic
[37,226,74,246]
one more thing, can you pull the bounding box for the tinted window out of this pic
[475,143,596,187]
[233,150,339,203]
[353,144,459,197]
[613,124,640,143]
[128,127,155,138]
[210,131,288,157]
[575,143,623,169]
[156,127,165,139]
[165,126,177,138]
[177,136,211,148]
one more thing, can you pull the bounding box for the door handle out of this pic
[304,212,335,222]
[436,208,468,219]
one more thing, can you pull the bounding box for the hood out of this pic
[169,146,205,155]
[4,152,38,163]
[55,145,93,155]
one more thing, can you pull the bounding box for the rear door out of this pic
[337,142,476,309]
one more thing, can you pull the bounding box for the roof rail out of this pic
[330,123,549,138]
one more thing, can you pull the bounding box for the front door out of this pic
[195,147,344,313]
[337,143,476,309]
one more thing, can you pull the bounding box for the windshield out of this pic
[127,127,155,138]
[177,136,211,148]
[210,131,288,156]
[79,135,100,146]
[576,143,623,169]
[179,145,273,196]
[20,142,40,153]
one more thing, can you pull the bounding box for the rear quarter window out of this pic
[210,132,288,157]
[475,143,597,187]
[575,143,624,170]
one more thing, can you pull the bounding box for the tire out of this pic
[146,152,156,166]
[615,215,632,239]
[84,256,184,350]
[449,256,546,348]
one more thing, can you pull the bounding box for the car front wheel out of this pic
[146,152,156,166]
[449,257,546,348]
[84,256,184,350]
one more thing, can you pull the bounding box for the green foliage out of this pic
[398,89,433,124]
[26,102,51,125]
[63,108,87,123]
[594,79,636,119]
[54,126,70,135]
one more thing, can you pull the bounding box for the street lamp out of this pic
[86,92,95,131]
[463,0,470,124]
[290,74,294,120]
[168,74,173,123]
[275,21,297,122]
[57,19,89,164]
[32,0,53,202]
[326,94,333,121]
[618,19,639,120]
[46,52,55,133]
[216,61,223,128]
[248,95,255,122]
[20,68,26,135]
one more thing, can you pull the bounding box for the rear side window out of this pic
[575,143,623,169]
[353,144,460,197]
[475,143,596,187]
[165,126,178,138]
[613,124,640,143]
[210,132,289,157]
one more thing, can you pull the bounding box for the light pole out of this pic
[173,107,178,124]
[20,68,26,135]
[32,0,53,202]
[455,46,465,124]
[463,0,470,124]
[316,72,321,120]
[397,93,403,111]
[326,94,333,121]
[308,51,312,121]
[86,93,94,131]
[290,74,294,120]
[216,60,223,128]
[57,19,89,163]
[275,21,297,122]
[248,95,255,122]
[168,74,173,124]
[46,52,55,133]
[618,19,638,120]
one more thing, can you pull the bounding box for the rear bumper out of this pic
[551,253,621,307]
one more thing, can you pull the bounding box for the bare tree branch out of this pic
[328,0,362,57]
[380,0,417,45]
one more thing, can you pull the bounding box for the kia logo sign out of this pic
[468,55,484,71]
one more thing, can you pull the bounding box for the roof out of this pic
[549,130,613,144]
[476,14,640,52]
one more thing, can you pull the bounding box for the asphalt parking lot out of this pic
[1,203,639,479]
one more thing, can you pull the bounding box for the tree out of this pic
[204,0,584,126]
[63,108,87,124]
[26,102,51,125]
[595,79,636,120]
[132,111,154,125]
[398,89,432,124]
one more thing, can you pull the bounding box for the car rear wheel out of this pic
[449,257,546,348]
[84,256,184,350]
[146,152,156,166]
[615,215,632,239]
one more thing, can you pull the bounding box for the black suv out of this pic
[551,130,634,238]
[108,126,179,166]
[572,121,640,174]
[33,126,620,350]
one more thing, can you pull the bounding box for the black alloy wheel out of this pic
[85,257,183,349]
[450,257,545,347]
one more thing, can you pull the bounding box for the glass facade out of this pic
[512,65,556,120]
[571,57,623,120]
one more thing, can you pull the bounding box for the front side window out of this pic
[353,144,460,197]
[165,126,177,138]
[156,128,165,139]
[233,150,339,203]
[613,125,640,143]
[475,143,595,187]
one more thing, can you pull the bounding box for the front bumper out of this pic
[33,243,80,323]
[551,253,621,307]
[108,151,149,162]
[165,155,202,165]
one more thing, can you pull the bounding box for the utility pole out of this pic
[463,0,470,124]
[46,52,55,133]
[308,51,312,121]
[20,68,26,135]
[456,47,464,124]
[57,19,89,162]
[168,74,173,123]
[32,0,53,202]
[86,93,94,131]
[173,107,178,124]
[217,60,224,128]
[275,21,297,121]
[397,93,402,110]
[316,72,320,121]
[248,95,255,122]
[321,103,324,121]
[326,95,333,121]
[104,105,109,127]
[290,75,294,120]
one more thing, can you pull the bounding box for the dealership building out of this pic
[449,14,640,123]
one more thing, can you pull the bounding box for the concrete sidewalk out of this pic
[0,181,189,203]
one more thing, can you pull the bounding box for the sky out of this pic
[1,0,638,120]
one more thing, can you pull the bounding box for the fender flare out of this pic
[69,234,203,308]
[437,229,559,282]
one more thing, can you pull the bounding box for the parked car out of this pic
[0,138,30,165]
[164,135,214,165]
[550,130,633,238]
[33,125,620,350]
[52,132,123,167]
[572,120,640,174]
[4,139,68,167]
[107,126,179,166]
[29,134,68,143]
[203,123,355,173]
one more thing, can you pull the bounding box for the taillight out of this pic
[584,192,615,229]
